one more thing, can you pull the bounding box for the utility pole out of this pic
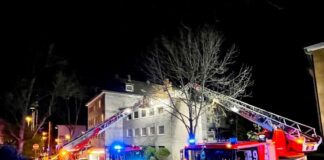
[48,122,52,156]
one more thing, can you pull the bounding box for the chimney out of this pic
[125,74,134,92]
[127,74,132,82]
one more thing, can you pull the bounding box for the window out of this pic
[127,114,132,120]
[158,107,164,114]
[134,111,139,119]
[149,108,154,116]
[125,84,134,92]
[134,128,140,137]
[158,146,165,148]
[149,127,155,135]
[89,106,94,113]
[141,109,146,117]
[101,114,104,122]
[127,129,133,137]
[141,128,147,136]
[158,125,165,134]
[98,100,101,108]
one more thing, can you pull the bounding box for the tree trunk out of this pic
[17,139,25,154]
[18,119,26,154]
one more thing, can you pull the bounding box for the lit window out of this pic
[141,109,146,117]
[101,114,104,122]
[134,111,139,119]
[158,107,164,114]
[126,84,134,92]
[150,127,155,135]
[135,128,140,137]
[149,108,154,116]
[98,100,101,108]
[158,125,165,134]
[127,129,133,137]
[141,128,147,136]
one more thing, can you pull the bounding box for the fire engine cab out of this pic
[182,141,274,160]
[181,130,310,160]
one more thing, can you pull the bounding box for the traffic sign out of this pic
[33,144,39,150]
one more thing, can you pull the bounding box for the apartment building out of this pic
[85,78,228,159]
[87,92,106,147]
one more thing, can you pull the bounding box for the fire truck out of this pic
[181,83,322,160]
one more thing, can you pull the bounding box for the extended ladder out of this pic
[62,99,143,151]
[185,83,322,151]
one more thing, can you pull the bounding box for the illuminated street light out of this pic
[65,134,71,141]
[42,132,48,136]
[25,116,32,127]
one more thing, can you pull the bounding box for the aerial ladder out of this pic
[57,99,144,159]
[184,83,322,158]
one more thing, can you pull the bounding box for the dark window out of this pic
[141,109,146,117]
[149,108,154,116]
[158,107,164,114]
[150,127,155,135]
[127,129,133,137]
[135,128,140,136]
[134,111,139,119]
[142,128,147,136]
[158,125,165,134]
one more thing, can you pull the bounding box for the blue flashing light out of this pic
[188,133,195,145]
[189,138,195,144]
[229,137,238,144]
[113,145,123,150]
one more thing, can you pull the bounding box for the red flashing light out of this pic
[296,137,304,144]
[60,150,68,156]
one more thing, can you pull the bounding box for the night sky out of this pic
[1,1,323,130]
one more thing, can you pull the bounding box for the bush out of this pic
[155,148,170,160]
[144,146,156,160]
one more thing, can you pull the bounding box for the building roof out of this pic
[304,42,324,55]
[85,79,163,107]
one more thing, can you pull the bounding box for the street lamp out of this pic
[25,116,32,127]
[65,134,71,141]
[30,101,39,131]
[41,132,48,141]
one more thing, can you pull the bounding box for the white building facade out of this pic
[86,80,226,160]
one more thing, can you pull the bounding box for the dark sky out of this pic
[1,1,323,130]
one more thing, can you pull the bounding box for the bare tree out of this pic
[56,72,87,138]
[2,44,68,154]
[144,25,253,141]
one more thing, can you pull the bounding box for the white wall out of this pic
[104,92,143,146]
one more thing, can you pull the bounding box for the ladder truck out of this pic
[56,99,144,160]
[181,83,322,160]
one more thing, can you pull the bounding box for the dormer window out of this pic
[125,83,134,92]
